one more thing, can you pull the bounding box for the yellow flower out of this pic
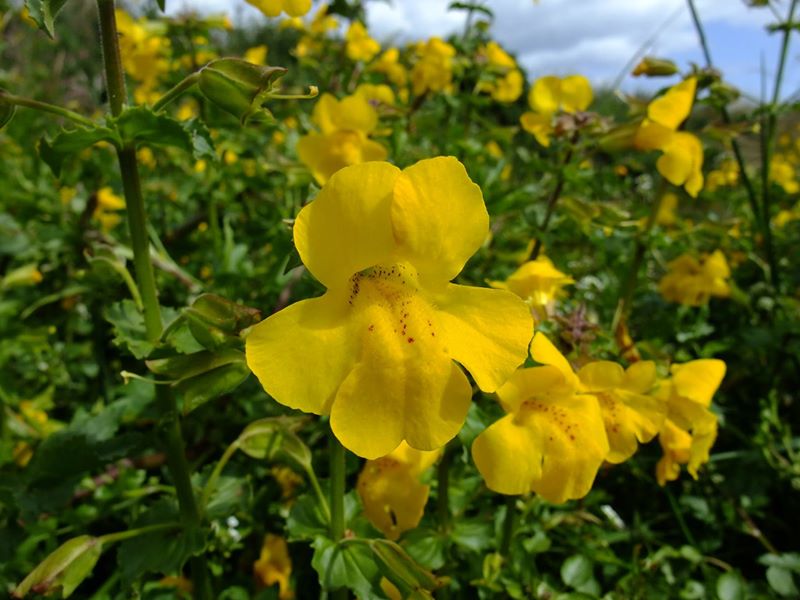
[244,44,269,65]
[477,42,523,103]
[472,333,609,502]
[115,10,170,104]
[346,21,381,62]
[176,101,199,121]
[271,465,303,499]
[528,75,593,115]
[705,159,739,192]
[519,75,591,146]
[655,359,725,485]
[246,0,312,18]
[246,158,533,458]
[94,186,126,231]
[411,38,456,96]
[489,256,573,321]
[137,147,156,168]
[634,77,704,197]
[658,250,731,306]
[357,442,441,540]
[296,93,388,184]
[371,48,408,87]
[354,83,396,108]
[655,191,679,226]
[577,361,665,463]
[253,534,293,599]
[770,153,799,194]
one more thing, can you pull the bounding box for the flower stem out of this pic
[499,495,516,557]
[437,441,455,532]
[200,439,240,509]
[329,431,346,541]
[152,72,200,113]
[96,2,211,597]
[329,430,348,599]
[0,93,95,128]
[529,140,576,261]
[759,0,798,290]
[98,522,181,545]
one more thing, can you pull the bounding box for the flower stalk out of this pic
[96,2,211,597]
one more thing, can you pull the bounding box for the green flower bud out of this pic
[632,57,679,78]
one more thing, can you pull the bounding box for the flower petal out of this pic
[560,75,593,113]
[520,111,552,147]
[577,361,625,391]
[433,283,533,392]
[472,414,544,495]
[496,365,572,414]
[245,293,356,415]
[392,157,489,282]
[294,161,400,288]
[529,332,574,383]
[529,75,561,114]
[648,77,696,129]
[671,359,726,407]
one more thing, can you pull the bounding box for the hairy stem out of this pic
[0,93,95,127]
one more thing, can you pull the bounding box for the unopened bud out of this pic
[632,57,679,78]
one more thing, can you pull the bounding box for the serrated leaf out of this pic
[13,535,102,598]
[105,299,155,359]
[115,107,192,151]
[39,126,117,177]
[311,538,382,599]
[24,0,71,38]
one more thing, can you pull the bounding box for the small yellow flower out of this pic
[655,191,679,226]
[94,186,126,231]
[476,42,523,103]
[176,101,199,121]
[705,159,739,192]
[247,0,312,18]
[244,44,269,65]
[634,77,704,197]
[489,256,573,321]
[346,21,381,62]
[371,48,409,87]
[246,158,533,458]
[577,361,665,463]
[472,333,609,502]
[658,250,731,306]
[655,359,725,485]
[137,147,156,168]
[354,83,396,107]
[296,93,388,184]
[520,74,592,146]
[770,153,799,194]
[411,38,456,96]
[271,465,304,499]
[115,10,170,104]
[357,442,441,539]
[253,534,293,599]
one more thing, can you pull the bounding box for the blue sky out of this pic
[164,0,799,99]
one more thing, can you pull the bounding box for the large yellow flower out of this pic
[489,256,573,321]
[658,250,731,306]
[634,77,704,197]
[357,442,440,540]
[655,359,725,485]
[246,0,312,18]
[296,93,388,184]
[246,158,533,459]
[577,360,665,463]
[472,333,608,502]
[520,74,592,146]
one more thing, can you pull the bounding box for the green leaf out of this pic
[117,501,205,584]
[157,0,166,10]
[287,493,329,540]
[105,299,155,359]
[451,520,493,553]
[39,126,118,177]
[13,535,102,598]
[767,566,799,597]
[401,528,448,570]
[716,571,746,600]
[24,0,71,38]
[205,475,250,520]
[311,538,382,599]
[561,555,593,589]
[146,348,245,380]
[115,107,191,151]
[184,293,261,349]
[198,59,287,125]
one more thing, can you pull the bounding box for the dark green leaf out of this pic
[105,300,155,359]
[401,528,447,570]
[561,555,593,589]
[311,538,382,599]
[39,126,117,177]
[767,566,799,597]
[717,571,746,600]
[178,360,250,413]
[287,493,329,540]
[114,107,192,153]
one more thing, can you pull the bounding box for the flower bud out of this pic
[198,58,287,125]
[632,57,679,77]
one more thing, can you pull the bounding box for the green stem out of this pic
[759,0,798,290]
[304,463,332,522]
[612,189,665,335]
[329,431,348,600]
[686,0,764,257]
[152,72,200,113]
[329,431,346,541]
[98,522,180,545]
[96,2,211,597]
[0,93,95,128]
[201,439,239,509]
[437,442,455,532]
[529,141,576,261]
[499,495,516,557]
